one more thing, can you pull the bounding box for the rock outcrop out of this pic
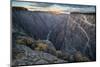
[12,44,66,66]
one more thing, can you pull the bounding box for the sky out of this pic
[12,1,96,13]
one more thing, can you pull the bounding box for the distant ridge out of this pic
[70,12,96,15]
[12,7,28,11]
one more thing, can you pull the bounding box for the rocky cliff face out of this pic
[12,7,96,66]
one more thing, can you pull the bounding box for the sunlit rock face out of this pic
[12,7,96,61]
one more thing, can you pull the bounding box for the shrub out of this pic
[16,36,34,46]
[74,51,90,62]
[34,43,48,51]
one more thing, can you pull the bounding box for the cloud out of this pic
[29,2,52,7]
